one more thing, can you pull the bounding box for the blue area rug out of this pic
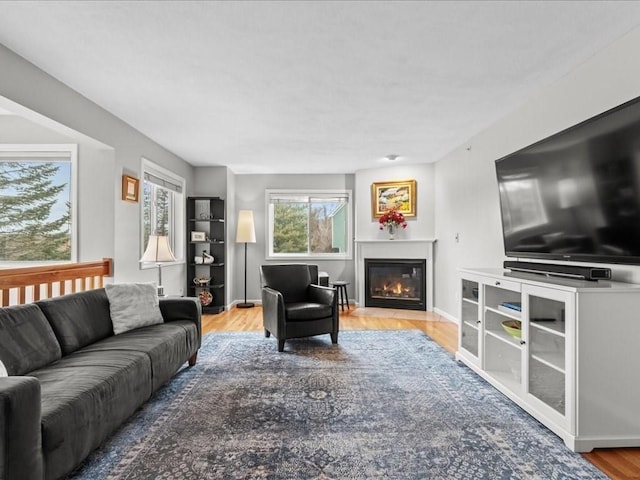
[66,330,605,479]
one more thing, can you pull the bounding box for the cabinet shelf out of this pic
[189,284,224,290]
[486,305,521,322]
[462,320,479,330]
[531,352,565,373]
[188,218,225,223]
[530,320,565,337]
[485,328,522,349]
[462,297,478,306]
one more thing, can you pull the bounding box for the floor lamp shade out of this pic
[236,210,256,243]
[236,210,256,308]
[140,235,176,296]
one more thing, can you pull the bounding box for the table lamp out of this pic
[140,235,176,296]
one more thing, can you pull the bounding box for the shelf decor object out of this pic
[371,179,416,218]
[140,235,176,296]
[236,210,256,309]
[191,231,206,242]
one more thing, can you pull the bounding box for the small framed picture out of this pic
[191,231,206,242]
[122,174,139,203]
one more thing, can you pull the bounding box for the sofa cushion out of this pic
[79,321,198,390]
[0,304,62,375]
[30,350,153,480]
[36,289,114,356]
[105,283,164,335]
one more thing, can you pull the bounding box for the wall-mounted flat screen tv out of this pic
[495,96,640,265]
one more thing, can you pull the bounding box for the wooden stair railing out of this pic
[0,258,113,307]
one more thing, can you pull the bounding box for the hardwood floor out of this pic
[202,305,639,479]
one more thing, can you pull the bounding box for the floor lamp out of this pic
[236,210,256,308]
[140,235,176,297]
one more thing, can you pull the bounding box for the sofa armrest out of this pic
[261,287,286,335]
[0,377,43,480]
[159,297,202,343]
[309,284,336,307]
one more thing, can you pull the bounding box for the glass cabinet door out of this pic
[460,278,480,361]
[524,285,572,423]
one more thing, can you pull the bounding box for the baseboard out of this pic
[434,307,459,325]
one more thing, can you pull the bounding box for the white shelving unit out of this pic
[457,267,640,452]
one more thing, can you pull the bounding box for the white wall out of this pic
[0,43,195,295]
[354,163,436,241]
[434,27,640,321]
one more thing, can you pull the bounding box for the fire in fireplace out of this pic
[364,258,426,310]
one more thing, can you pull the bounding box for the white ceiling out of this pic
[1,1,640,174]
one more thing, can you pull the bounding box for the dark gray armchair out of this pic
[260,264,339,352]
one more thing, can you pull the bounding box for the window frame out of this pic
[140,158,185,267]
[0,143,78,266]
[266,189,353,260]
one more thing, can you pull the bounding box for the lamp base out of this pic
[237,302,255,309]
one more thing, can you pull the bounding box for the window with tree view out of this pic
[267,190,351,258]
[0,146,76,264]
[141,160,184,262]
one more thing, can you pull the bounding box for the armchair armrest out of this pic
[159,297,202,342]
[309,284,336,306]
[261,286,286,335]
[0,377,43,480]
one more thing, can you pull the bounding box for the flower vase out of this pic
[387,224,396,240]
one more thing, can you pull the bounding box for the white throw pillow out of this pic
[105,283,164,335]
[0,359,7,377]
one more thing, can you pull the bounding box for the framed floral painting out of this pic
[371,179,416,218]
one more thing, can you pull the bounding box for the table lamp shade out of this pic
[140,235,177,263]
[236,210,256,243]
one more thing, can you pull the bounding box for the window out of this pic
[0,144,77,265]
[141,159,184,262]
[267,190,352,259]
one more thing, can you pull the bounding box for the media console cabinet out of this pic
[457,267,640,452]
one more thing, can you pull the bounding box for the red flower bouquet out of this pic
[378,208,408,230]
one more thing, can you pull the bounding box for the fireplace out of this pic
[364,258,427,310]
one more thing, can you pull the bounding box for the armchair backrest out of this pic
[260,264,318,304]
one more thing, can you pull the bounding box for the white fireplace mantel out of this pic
[354,238,436,310]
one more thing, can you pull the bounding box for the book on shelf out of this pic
[500,301,521,311]
[498,302,522,318]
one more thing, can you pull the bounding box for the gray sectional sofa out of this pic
[0,288,201,480]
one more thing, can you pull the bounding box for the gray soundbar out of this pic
[503,261,611,281]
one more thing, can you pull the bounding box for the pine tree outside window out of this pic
[141,158,184,263]
[266,190,352,259]
[0,144,77,265]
